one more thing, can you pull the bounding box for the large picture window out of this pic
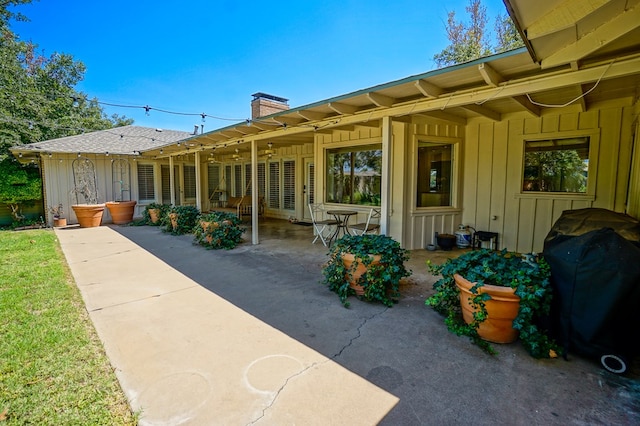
[416,142,453,207]
[523,137,589,193]
[325,144,381,205]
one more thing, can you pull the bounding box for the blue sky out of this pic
[10,0,507,133]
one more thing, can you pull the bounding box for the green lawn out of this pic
[0,229,136,425]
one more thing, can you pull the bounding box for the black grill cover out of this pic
[543,212,640,361]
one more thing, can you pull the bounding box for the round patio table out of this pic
[326,210,358,245]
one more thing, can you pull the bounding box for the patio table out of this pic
[326,209,358,245]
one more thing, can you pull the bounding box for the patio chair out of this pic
[309,203,339,247]
[350,207,381,235]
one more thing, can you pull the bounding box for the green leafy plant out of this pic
[323,234,411,307]
[142,203,170,226]
[193,211,245,250]
[163,205,200,235]
[425,249,559,358]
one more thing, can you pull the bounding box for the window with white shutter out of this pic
[268,162,280,208]
[283,160,295,210]
[137,164,155,202]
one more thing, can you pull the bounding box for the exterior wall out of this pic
[41,154,141,225]
[626,100,640,219]
[462,101,636,253]
[402,116,464,250]
[314,125,389,235]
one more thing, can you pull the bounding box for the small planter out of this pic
[106,200,137,225]
[437,234,456,251]
[454,274,520,344]
[72,204,105,228]
[342,253,382,296]
[169,212,178,231]
[53,218,67,227]
[148,208,160,224]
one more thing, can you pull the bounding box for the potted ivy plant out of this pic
[143,202,170,225]
[323,234,411,307]
[193,211,245,249]
[163,205,200,235]
[425,249,559,358]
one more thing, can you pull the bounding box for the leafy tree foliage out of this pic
[0,1,133,221]
[433,0,524,67]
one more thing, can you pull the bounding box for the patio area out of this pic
[55,220,640,425]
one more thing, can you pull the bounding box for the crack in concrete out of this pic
[88,285,198,312]
[246,307,389,425]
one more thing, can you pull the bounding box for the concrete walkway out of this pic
[55,224,640,425]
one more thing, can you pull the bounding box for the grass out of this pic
[0,229,136,425]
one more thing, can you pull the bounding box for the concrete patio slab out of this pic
[54,222,640,425]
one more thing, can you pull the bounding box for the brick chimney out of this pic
[251,92,289,119]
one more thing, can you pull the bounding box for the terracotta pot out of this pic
[72,204,105,228]
[169,212,178,231]
[454,274,520,343]
[106,201,137,225]
[148,208,160,224]
[53,217,67,227]
[342,253,382,296]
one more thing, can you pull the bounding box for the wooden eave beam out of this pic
[355,120,380,128]
[417,111,467,125]
[414,79,443,98]
[220,130,245,138]
[478,63,503,87]
[296,110,329,121]
[526,0,609,39]
[366,92,396,107]
[541,4,640,69]
[460,104,501,121]
[328,102,359,115]
[212,56,640,143]
[235,125,261,135]
[273,116,305,126]
[511,95,542,116]
[250,121,281,131]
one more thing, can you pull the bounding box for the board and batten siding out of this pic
[403,118,464,250]
[462,104,635,254]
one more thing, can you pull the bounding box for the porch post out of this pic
[195,151,202,211]
[169,155,176,205]
[251,140,259,244]
[380,116,392,235]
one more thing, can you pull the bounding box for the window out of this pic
[325,144,381,205]
[137,164,155,202]
[268,162,280,208]
[208,163,222,203]
[183,165,196,199]
[416,142,453,207]
[523,137,589,193]
[283,160,295,210]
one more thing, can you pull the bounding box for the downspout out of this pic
[380,116,392,235]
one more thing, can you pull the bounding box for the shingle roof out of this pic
[12,125,192,155]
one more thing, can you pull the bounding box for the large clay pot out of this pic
[72,204,106,228]
[106,201,137,225]
[454,273,521,343]
[342,253,382,296]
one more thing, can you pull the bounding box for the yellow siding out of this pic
[463,104,634,253]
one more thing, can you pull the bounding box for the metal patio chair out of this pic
[350,207,381,235]
[308,203,339,247]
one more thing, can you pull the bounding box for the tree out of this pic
[0,1,133,222]
[433,0,524,68]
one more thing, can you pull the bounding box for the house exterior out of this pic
[13,0,640,253]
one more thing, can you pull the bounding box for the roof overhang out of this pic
[503,0,640,69]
